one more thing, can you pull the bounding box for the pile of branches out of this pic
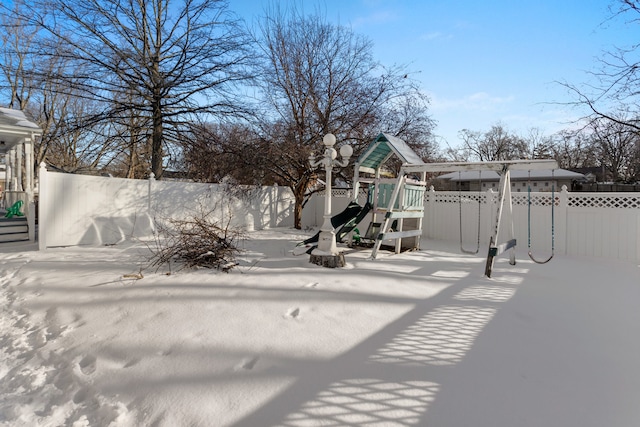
[149,212,245,272]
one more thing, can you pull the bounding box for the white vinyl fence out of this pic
[303,187,640,263]
[37,163,640,263]
[38,165,295,249]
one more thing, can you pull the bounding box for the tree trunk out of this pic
[150,38,163,179]
[151,91,163,179]
[293,181,307,229]
[126,122,137,178]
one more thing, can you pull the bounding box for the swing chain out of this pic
[459,170,482,254]
[527,169,555,264]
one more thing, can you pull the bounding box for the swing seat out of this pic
[4,200,24,218]
[528,251,553,264]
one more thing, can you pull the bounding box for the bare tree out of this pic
[524,128,555,159]
[4,0,253,179]
[0,0,38,110]
[560,0,640,132]
[376,89,439,160]
[182,122,278,185]
[457,124,528,161]
[42,101,122,173]
[250,5,434,228]
[551,129,599,169]
[1,1,118,174]
[589,117,640,182]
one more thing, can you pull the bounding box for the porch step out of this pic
[0,216,29,243]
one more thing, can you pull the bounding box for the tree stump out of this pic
[309,252,346,268]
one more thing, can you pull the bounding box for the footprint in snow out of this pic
[303,282,319,289]
[73,387,90,404]
[285,308,300,319]
[124,357,141,368]
[79,354,97,375]
[44,307,67,340]
[236,356,259,371]
[30,329,48,349]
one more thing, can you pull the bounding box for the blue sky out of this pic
[230,0,637,149]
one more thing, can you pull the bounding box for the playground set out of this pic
[296,133,558,277]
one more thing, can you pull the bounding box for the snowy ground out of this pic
[1,228,639,427]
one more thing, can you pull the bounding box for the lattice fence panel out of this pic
[512,193,527,206]
[568,194,640,209]
[456,192,488,204]
[337,189,640,210]
[512,193,558,207]
[434,193,463,204]
[326,188,368,197]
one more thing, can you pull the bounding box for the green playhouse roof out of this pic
[356,133,424,174]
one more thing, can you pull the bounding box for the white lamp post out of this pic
[309,133,353,257]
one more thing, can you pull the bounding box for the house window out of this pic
[522,183,526,187]
[483,183,486,187]
[534,182,538,187]
[545,182,548,186]
[512,182,515,186]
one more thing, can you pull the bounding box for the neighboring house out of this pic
[0,108,42,200]
[0,108,42,242]
[570,166,604,182]
[436,168,585,192]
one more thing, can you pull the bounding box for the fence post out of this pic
[37,162,48,251]
[270,183,278,228]
[423,185,435,238]
[148,172,155,213]
[637,214,640,264]
[557,185,569,255]
[27,200,36,242]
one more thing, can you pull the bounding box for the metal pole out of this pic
[308,134,352,256]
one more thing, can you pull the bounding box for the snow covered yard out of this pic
[1,228,639,427]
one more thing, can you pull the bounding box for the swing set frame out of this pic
[372,159,558,277]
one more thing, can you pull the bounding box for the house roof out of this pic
[0,108,42,155]
[437,168,585,181]
[0,108,40,130]
[356,133,424,174]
